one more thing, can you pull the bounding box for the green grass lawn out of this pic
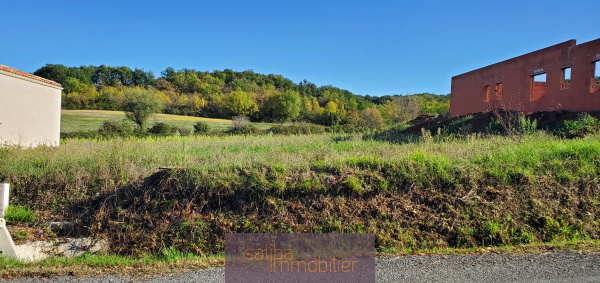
[60,110,273,133]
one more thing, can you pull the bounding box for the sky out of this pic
[1,0,599,97]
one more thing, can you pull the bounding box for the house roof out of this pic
[0,64,62,88]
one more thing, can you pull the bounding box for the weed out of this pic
[561,113,600,138]
[5,205,36,224]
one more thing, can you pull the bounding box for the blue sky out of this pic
[1,0,598,96]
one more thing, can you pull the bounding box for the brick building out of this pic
[0,64,62,147]
[450,38,600,116]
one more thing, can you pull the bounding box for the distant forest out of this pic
[34,64,449,126]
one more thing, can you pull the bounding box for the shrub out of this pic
[193,121,210,134]
[149,122,176,135]
[175,127,192,136]
[5,205,36,224]
[358,106,385,130]
[561,113,600,138]
[268,123,325,135]
[326,124,362,134]
[227,116,262,135]
[230,116,250,129]
[519,116,538,135]
[61,131,102,139]
[98,120,133,136]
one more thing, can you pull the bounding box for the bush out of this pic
[149,122,177,135]
[561,113,600,138]
[228,125,262,135]
[358,106,385,130]
[175,127,192,136]
[61,131,102,139]
[227,116,262,135]
[98,120,133,136]
[5,205,36,224]
[519,116,538,135]
[193,121,210,134]
[268,123,325,135]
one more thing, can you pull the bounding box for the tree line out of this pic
[34,64,449,128]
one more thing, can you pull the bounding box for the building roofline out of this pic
[452,39,577,79]
[0,64,63,89]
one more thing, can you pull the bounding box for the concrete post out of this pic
[0,183,9,218]
[0,183,19,258]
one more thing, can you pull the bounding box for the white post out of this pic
[0,183,9,218]
[0,183,19,259]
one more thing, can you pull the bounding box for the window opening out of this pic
[596,61,600,85]
[592,61,600,93]
[561,67,571,90]
[531,73,546,101]
[495,83,503,101]
[484,85,491,102]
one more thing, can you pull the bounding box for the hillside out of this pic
[34,64,450,128]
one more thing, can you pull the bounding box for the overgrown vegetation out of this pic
[1,130,600,257]
[561,113,600,138]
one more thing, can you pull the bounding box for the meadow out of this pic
[60,110,273,133]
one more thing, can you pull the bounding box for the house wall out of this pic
[0,69,62,147]
[450,38,600,116]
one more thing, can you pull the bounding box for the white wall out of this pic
[0,71,62,147]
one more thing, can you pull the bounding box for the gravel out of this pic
[3,251,600,283]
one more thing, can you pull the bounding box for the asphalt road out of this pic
[4,251,600,283]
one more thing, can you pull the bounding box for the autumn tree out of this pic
[359,106,384,130]
[219,90,258,117]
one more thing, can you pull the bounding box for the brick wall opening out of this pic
[561,67,571,90]
[531,73,546,101]
[595,61,600,85]
[495,83,503,101]
[484,85,491,102]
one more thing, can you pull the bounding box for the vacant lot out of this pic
[0,131,599,258]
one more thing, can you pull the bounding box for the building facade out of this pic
[0,64,62,147]
[450,38,600,116]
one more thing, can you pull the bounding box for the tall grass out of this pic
[1,132,599,255]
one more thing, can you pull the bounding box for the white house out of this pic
[0,64,62,147]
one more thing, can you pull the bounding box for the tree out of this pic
[359,106,384,130]
[261,90,302,122]
[321,100,342,125]
[379,96,422,124]
[122,88,163,131]
[219,90,258,116]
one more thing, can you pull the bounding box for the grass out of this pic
[4,205,36,224]
[0,252,223,279]
[1,131,600,267]
[60,110,273,133]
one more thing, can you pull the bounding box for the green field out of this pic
[60,110,273,133]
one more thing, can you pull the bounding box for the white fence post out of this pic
[0,183,9,218]
[0,183,19,259]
